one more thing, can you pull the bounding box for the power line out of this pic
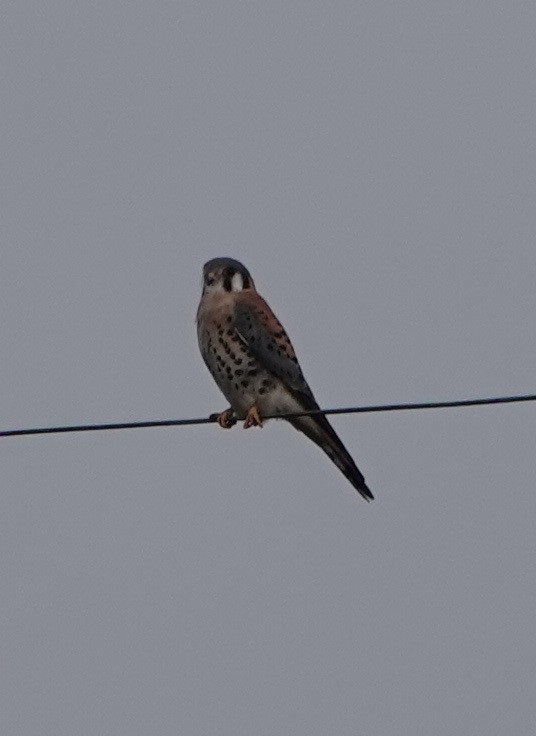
[1,393,535,438]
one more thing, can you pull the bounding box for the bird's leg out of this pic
[243,403,263,429]
[209,408,236,429]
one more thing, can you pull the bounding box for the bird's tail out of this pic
[287,410,374,501]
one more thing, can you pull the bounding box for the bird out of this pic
[196,257,373,501]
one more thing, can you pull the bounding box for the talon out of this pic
[210,409,236,429]
[243,404,263,429]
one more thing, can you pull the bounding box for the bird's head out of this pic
[201,258,256,295]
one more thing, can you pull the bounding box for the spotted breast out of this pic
[197,291,276,419]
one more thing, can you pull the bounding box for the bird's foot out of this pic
[210,408,236,429]
[243,404,263,429]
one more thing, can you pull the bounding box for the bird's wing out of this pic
[234,291,373,500]
[234,291,312,395]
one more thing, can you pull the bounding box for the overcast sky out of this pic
[1,2,535,734]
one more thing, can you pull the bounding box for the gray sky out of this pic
[2,2,535,734]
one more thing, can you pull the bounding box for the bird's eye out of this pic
[205,275,215,286]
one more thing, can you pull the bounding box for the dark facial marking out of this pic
[222,268,233,292]
[221,267,250,292]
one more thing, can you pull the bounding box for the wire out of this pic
[1,393,535,438]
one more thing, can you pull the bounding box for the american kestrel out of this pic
[196,257,373,501]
